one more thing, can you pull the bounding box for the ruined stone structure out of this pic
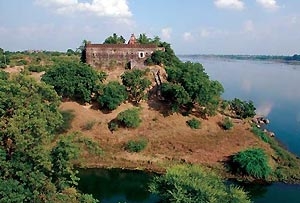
[85,34,164,69]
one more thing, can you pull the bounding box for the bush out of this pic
[28,65,48,72]
[186,118,201,129]
[42,61,106,103]
[117,108,141,128]
[149,165,251,203]
[232,148,271,179]
[97,81,128,110]
[222,117,233,130]
[56,109,75,134]
[125,138,148,153]
[230,98,256,119]
[0,71,9,80]
[108,121,119,132]
[82,120,96,131]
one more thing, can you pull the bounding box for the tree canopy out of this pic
[97,81,128,111]
[121,69,151,103]
[0,74,97,202]
[103,33,126,44]
[230,98,256,118]
[42,61,107,103]
[164,61,224,115]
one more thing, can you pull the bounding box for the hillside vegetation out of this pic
[1,35,300,202]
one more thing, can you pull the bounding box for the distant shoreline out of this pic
[178,54,300,65]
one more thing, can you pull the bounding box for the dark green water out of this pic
[78,168,160,203]
[78,56,300,202]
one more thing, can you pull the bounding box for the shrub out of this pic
[28,65,48,72]
[97,81,128,110]
[125,138,148,153]
[0,71,9,80]
[56,109,75,134]
[108,121,119,132]
[149,165,251,203]
[230,98,256,119]
[186,118,201,129]
[82,120,96,131]
[117,108,141,128]
[232,148,271,179]
[222,117,233,130]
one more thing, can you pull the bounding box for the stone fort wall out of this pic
[85,44,164,69]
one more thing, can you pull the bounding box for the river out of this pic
[78,56,300,203]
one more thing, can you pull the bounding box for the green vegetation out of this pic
[230,98,256,119]
[121,69,151,103]
[125,138,148,153]
[82,120,97,131]
[97,81,128,110]
[161,82,191,112]
[27,64,48,72]
[42,61,106,103]
[251,126,300,182]
[222,117,234,130]
[164,61,224,116]
[108,121,119,132]
[56,109,76,134]
[186,118,201,129]
[0,48,9,68]
[149,165,251,203]
[251,126,270,143]
[103,33,126,44]
[147,42,181,67]
[0,70,9,80]
[117,108,141,128]
[232,148,271,179]
[0,74,97,202]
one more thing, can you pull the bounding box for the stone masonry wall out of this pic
[86,44,164,69]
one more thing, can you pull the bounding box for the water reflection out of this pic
[78,168,159,203]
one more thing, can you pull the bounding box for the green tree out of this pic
[149,42,181,67]
[77,39,91,63]
[121,69,151,103]
[104,33,126,44]
[42,61,106,103]
[232,148,271,179]
[0,48,9,68]
[161,82,191,112]
[165,62,224,116]
[137,33,152,44]
[149,165,251,203]
[97,81,128,110]
[230,98,256,119]
[0,75,97,202]
[117,108,141,128]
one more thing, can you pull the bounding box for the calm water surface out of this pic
[79,56,300,203]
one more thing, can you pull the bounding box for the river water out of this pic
[78,56,300,203]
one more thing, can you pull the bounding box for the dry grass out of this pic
[60,99,274,172]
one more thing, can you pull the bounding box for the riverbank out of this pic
[60,99,300,184]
